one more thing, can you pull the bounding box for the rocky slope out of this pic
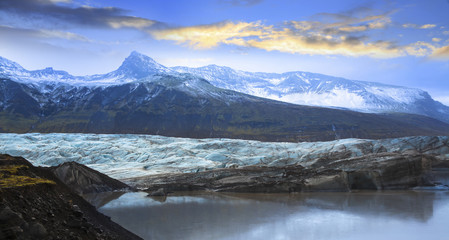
[1,53,449,142]
[51,162,132,195]
[0,154,141,240]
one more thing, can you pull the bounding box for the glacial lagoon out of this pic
[97,190,449,240]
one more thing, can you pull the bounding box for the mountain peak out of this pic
[115,51,172,79]
[122,51,159,67]
[0,56,26,72]
[128,50,151,59]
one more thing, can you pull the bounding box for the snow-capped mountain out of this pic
[2,52,449,141]
[2,51,447,123]
[173,65,449,123]
[0,51,176,86]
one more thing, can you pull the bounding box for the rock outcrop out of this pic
[51,162,132,195]
[126,152,437,193]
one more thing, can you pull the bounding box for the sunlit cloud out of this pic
[150,12,441,59]
[430,45,449,60]
[402,23,437,29]
[152,21,271,49]
[2,0,447,61]
[420,24,437,29]
[404,41,436,57]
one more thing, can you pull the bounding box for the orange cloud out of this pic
[151,21,270,49]
[150,13,441,59]
[430,45,449,60]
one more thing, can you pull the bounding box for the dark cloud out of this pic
[0,0,158,29]
[343,36,366,45]
[0,25,89,41]
[219,0,263,7]
[373,40,399,50]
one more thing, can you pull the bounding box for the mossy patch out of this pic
[0,165,55,188]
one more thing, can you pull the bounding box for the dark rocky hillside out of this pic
[0,154,141,240]
[1,77,449,142]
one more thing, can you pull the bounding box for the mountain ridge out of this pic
[1,73,449,142]
[173,64,449,123]
[1,52,448,124]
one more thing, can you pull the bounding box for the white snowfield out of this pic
[1,133,448,180]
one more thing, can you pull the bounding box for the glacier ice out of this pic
[0,133,448,180]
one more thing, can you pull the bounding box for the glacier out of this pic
[0,133,448,180]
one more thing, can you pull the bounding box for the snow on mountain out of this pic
[173,65,449,122]
[1,52,448,122]
[1,133,448,179]
[0,51,176,86]
[84,51,177,85]
[0,56,79,85]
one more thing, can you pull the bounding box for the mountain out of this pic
[173,65,449,123]
[1,52,449,142]
[0,51,175,86]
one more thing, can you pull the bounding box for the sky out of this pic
[0,0,449,104]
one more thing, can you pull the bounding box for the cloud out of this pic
[420,24,437,29]
[432,38,442,42]
[402,23,437,29]
[246,34,404,58]
[0,0,157,30]
[430,45,449,60]
[287,13,392,37]
[152,21,271,49]
[151,10,440,59]
[0,25,89,41]
[218,0,263,6]
[404,41,436,57]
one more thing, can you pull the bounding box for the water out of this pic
[98,190,449,240]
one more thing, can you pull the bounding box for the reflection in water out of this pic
[82,191,126,208]
[434,169,449,186]
[99,191,449,240]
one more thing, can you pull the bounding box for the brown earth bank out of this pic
[0,154,141,240]
[125,152,443,194]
